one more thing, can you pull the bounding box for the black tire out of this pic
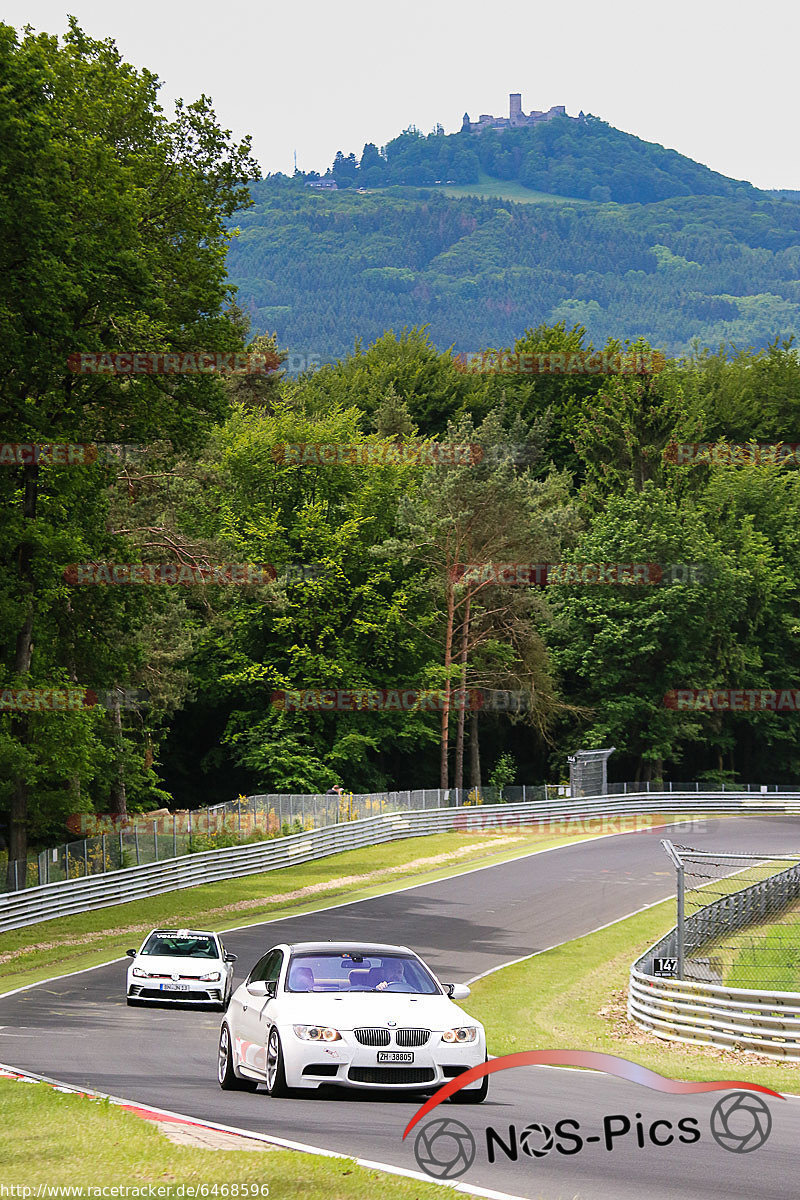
[218,1023,258,1092]
[450,1067,489,1104]
[265,1026,289,1097]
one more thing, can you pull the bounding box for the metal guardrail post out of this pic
[153,821,158,861]
[134,826,140,865]
[102,834,106,873]
[118,830,123,868]
[173,815,177,857]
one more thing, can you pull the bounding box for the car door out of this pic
[236,949,283,1075]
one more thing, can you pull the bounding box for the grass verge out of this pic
[0,828,604,994]
[0,1076,445,1196]
[463,898,800,1095]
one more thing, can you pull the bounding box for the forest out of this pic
[228,180,800,361]
[3,20,800,873]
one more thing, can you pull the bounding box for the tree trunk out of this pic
[7,462,38,890]
[108,688,127,818]
[469,709,481,791]
[453,591,472,797]
[439,580,456,790]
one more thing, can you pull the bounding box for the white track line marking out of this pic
[0,1060,527,1200]
[0,816,709,1001]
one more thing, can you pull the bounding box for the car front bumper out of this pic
[127,978,227,1004]
[280,1029,486,1091]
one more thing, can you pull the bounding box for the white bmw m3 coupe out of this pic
[217,940,488,1101]
[126,928,237,1009]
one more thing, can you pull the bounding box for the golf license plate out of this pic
[377,1051,414,1063]
[160,983,191,992]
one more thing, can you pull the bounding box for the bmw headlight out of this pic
[199,971,221,981]
[132,967,149,978]
[293,1024,342,1042]
[442,1026,478,1043]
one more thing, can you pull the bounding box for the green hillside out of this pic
[227,178,800,362]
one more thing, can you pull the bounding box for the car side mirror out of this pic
[224,953,237,963]
[247,980,276,998]
[126,949,137,958]
[446,983,471,1000]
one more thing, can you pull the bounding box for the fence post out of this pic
[173,815,177,858]
[134,826,140,865]
[118,830,123,869]
[661,840,685,980]
[102,834,107,873]
[153,821,158,861]
[676,861,685,980]
[65,845,69,880]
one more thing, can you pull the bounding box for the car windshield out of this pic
[141,933,219,959]
[286,952,440,994]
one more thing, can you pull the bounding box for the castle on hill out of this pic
[461,93,567,133]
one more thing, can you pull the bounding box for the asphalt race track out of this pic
[1,817,799,1199]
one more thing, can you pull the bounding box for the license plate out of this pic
[159,983,191,992]
[377,1051,414,1063]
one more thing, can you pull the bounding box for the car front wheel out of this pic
[218,1023,258,1092]
[265,1026,288,1097]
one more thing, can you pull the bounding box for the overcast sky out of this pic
[4,0,799,189]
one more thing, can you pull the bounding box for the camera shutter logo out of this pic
[710,1092,772,1153]
[520,1122,555,1157]
[413,1117,476,1179]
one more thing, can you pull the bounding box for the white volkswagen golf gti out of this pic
[126,928,237,1009]
[217,940,488,1101]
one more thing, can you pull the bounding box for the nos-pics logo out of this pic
[404,1052,781,1182]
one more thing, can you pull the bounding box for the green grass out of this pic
[0,828,599,994]
[0,1076,445,1196]
[724,914,800,990]
[422,171,600,206]
[462,898,800,1095]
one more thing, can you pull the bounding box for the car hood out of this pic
[132,955,224,976]
[275,991,479,1030]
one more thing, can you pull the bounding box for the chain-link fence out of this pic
[0,784,554,893]
[662,840,800,991]
[4,779,798,894]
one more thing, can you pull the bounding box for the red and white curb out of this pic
[0,1062,525,1200]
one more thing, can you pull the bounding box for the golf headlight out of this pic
[442,1026,478,1043]
[293,1024,342,1042]
[132,967,149,978]
[199,971,221,981]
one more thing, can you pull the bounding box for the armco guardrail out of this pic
[628,970,800,1059]
[3,790,800,935]
[629,849,800,1059]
